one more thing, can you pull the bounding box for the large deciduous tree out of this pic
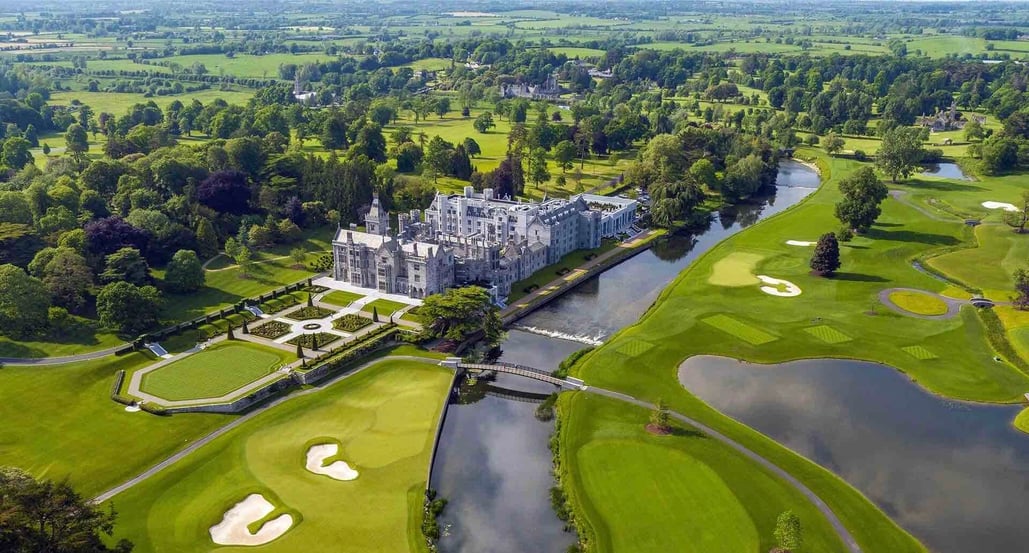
[197,170,251,215]
[0,264,50,336]
[419,286,502,345]
[834,166,888,233]
[164,249,205,293]
[96,281,161,334]
[101,247,150,286]
[875,127,925,182]
[84,216,150,260]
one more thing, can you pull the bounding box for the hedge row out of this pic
[299,324,399,380]
[110,370,126,398]
[140,402,168,416]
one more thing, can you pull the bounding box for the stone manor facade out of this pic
[332,188,636,300]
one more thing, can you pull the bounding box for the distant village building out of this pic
[919,101,986,132]
[588,68,614,79]
[331,188,637,300]
[500,73,561,101]
[293,75,317,105]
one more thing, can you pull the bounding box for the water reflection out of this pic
[921,162,972,181]
[678,356,1029,553]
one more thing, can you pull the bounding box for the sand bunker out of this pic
[306,444,359,481]
[982,201,1019,212]
[757,275,802,297]
[209,494,293,546]
[124,404,141,413]
[785,240,815,246]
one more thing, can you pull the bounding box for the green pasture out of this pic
[561,150,1029,553]
[47,88,254,116]
[110,358,451,553]
[0,352,232,498]
[153,52,335,79]
[140,342,291,401]
[559,393,849,553]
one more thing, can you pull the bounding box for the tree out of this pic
[773,511,802,552]
[235,246,253,278]
[0,264,49,336]
[964,120,985,142]
[420,286,503,345]
[1,137,33,169]
[462,137,481,158]
[296,342,304,358]
[290,247,306,268]
[721,154,766,201]
[688,159,718,190]
[195,218,219,258]
[424,136,451,182]
[875,127,925,182]
[395,142,424,173]
[1014,269,1029,310]
[197,170,251,214]
[980,137,1019,175]
[101,247,150,286]
[528,147,551,189]
[553,140,576,173]
[372,306,379,322]
[649,399,670,430]
[823,132,845,156]
[321,111,349,150]
[164,249,205,293]
[434,97,451,119]
[0,467,134,553]
[96,281,161,334]
[473,111,496,133]
[810,233,841,276]
[835,166,888,232]
[1003,191,1029,233]
[65,123,90,158]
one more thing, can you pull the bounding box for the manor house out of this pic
[331,188,637,300]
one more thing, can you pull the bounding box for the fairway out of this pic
[701,314,778,345]
[111,359,452,553]
[578,441,758,553]
[707,251,764,287]
[888,291,948,317]
[803,325,853,344]
[141,343,290,401]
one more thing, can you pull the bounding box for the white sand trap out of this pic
[124,404,141,412]
[785,240,815,246]
[306,443,359,481]
[982,201,1019,212]
[757,275,802,297]
[209,494,293,546]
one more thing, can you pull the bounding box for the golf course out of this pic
[109,358,452,552]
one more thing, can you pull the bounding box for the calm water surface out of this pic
[432,161,821,553]
[679,356,1029,553]
[920,162,972,181]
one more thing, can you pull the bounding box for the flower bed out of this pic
[250,320,290,340]
[285,306,335,320]
[286,332,340,349]
[332,314,373,332]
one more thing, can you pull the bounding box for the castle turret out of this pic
[365,193,390,236]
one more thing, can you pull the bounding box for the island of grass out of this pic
[250,321,291,340]
[332,314,373,332]
[364,299,409,317]
[140,342,292,401]
[322,290,365,307]
[286,332,341,349]
[888,290,949,316]
[109,359,453,552]
[286,306,335,320]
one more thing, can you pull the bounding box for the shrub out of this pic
[286,332,340,349]
[110,369,126,398]
[333,314,373,332]
[111,394,135,406]
[250,320,291,339]
[285,306,334,320]
[853,150,867,161]
[140,402,168,416]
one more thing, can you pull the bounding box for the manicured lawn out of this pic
[888,291,948,316]
[561,150,1029,553]
[110,359,452,553]
[140,342,291,401]
[0,324,123,358]
[560,394,844,553]
[0,352,232,498]
[929,223,1028,297]
[365,299,409,317]
[322,290,365,307]
[507,239,619,302]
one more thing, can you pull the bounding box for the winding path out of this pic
[583,385,862,553]
[92,355,435,504]
[878,287,967,320]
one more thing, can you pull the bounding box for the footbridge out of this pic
[442,358,586,389]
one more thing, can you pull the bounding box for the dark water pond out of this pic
[679,355,1029,553]
[920,162,972,181]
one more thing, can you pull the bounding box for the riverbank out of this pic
[558,149,1029,552]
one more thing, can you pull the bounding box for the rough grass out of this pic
[140,342,290,400]
[707,251,764,287]
[110,359,452,553]
[322,290,364,307]
[888,291,949,316]
[700,314,778,345]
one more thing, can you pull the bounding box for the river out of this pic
[430,160,820,553]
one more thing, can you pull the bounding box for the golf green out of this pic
[111,358,452,552]
[140,343,291,401]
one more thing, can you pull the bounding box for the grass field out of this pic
[707,251,764,287]
[0,352,232,498]
[929,223,1028,297]
[365,299,409,317]
[560,150,1029,553]
[140,342,291,401]
[888,291,949,316]
[507,239,618,302]
[559,393,846,553]
[110,358,451,553]
[322,290,365,307]
[47,88,255,116]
